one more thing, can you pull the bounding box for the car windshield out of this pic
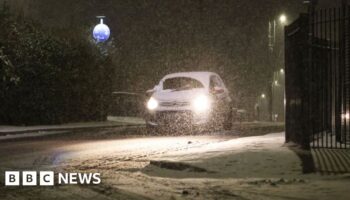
[163,77,204,91]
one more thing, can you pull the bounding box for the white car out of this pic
[145,71,232,132]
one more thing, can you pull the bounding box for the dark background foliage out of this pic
[0,0,309,124]
[8,0,303,112]
[0,3,114,125]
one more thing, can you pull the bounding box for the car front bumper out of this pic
[145,110,210,127]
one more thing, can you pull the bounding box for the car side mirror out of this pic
[146,89,154,94]
[211,86,225,94]
[146,85,160,94]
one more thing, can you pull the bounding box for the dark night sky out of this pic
[3,0,308,110]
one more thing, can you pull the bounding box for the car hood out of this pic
[152,88,207,102]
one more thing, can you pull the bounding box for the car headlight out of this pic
[147,97,159,110]
[192,95,211,113]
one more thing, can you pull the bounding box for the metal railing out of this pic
[285,6,350,149]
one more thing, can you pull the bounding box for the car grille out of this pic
[159,101,190,107]
[156,111,193,125]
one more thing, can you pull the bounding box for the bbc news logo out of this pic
[5,171,101,186]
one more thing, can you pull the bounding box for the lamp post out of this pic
[268,14,288,67]
[268,14,287,121]
[256,93,267,121]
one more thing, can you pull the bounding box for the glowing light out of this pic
[93,18,110,42]
[147,97,159,110]
[274,81,279,86]
[192,95,211,113]
[342,113,350,120]
[280,69,285,74]
[261,94,266,99]
[279,14,287,24]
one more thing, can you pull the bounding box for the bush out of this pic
[0,4,114,125]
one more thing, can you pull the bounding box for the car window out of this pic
[163,77,204,91]
[210,76,223,89]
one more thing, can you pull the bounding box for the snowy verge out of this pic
[233,121,285,136]
[56,131,350,200]
[0,118,145,136]
[107,116,146,125]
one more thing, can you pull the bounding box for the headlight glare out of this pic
[147,97,158,110]
[192,95,211,113]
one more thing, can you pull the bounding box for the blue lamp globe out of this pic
[93,18,110,42]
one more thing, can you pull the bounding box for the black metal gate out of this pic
[285,6,350,149]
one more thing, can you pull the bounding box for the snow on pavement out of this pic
[51,132,350,200]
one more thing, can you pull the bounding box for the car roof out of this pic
[162,71,219,81]
[161,71,220,89]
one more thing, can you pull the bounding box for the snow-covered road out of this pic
[0,129,349,200]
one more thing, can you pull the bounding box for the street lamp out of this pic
[279,14,287,24]
[268,14,288,54]
[342,113,350,120]
[93,16,110,43]
[268,14,287,122]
